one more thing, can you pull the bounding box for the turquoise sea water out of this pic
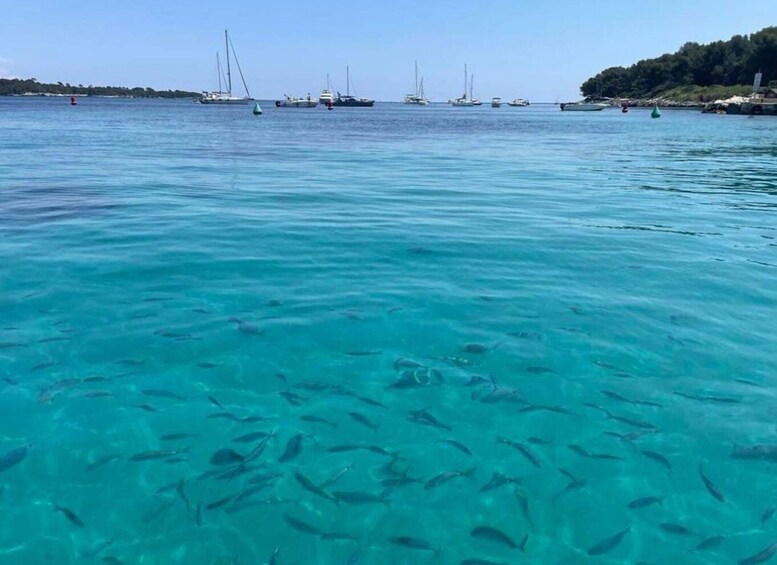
[1,98,776,564]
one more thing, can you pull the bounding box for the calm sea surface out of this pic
[1,98,776,564]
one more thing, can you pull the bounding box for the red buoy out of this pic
[70,96,77,106]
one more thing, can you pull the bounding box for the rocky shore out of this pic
[701,95,777,115]
[617,98,704,109]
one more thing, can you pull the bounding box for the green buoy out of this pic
[252,102,262,115]
[651,106,661,119]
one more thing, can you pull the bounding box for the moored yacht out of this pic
[319,74,334,105]
[491,97,502,107]
[560,100,608,111]
[275,94,318,108]
[332,66,374,107]
[507,98,530,107]
[404,61,430,105]
[451,64,475,106]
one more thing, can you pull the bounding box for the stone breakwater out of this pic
[702,96,777,115]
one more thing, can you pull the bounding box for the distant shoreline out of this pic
[0,78,200,99]
[2,92,195,99]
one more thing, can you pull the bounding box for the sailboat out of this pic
[332,66,374,107]
[451,65,474,106]
[404,61,430,105]
[199,30,252,104]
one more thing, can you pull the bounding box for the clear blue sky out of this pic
[2,1,775,101]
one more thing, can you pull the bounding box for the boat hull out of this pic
[560,103,607,111]
[275,100,319,108]
[332,99,374,107]
[319,89,334,105]
[199,97,253,105]
[404,96,429,105]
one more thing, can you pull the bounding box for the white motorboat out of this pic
[560,101,608,111]
[319,74,334,105]
[491,97,502,108]
[404,61,430,105]
[275,95,319,108]
[199,30,252,105]
[507,98,529,107]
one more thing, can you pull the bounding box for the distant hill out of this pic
[0,78,199,98]
[581,26,777,101]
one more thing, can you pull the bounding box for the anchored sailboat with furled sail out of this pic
[451,64,474,106]
[199,30,252,104]
[332,66,374,107]
[404,61,430,105]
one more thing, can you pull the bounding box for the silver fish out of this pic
[628,496,662,509]
[762,507,776,528]
[279,434,304,463]
[389,536,438,554]
[425,468,476,490]
[333,490,389,505]
[699,463,725,502]
[470,526,525,550]
[587,527,630,556]
[695,536,725,551]
[294,472,338,504]
[496,436,541,468]
[740,542,777,565]
[641,450,672,471]
[54,504,85,527]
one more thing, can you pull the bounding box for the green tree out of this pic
[581,26,775,98]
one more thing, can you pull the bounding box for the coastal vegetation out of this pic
[0,78,199,98]
[581,26,777,101]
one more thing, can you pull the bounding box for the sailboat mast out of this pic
[216,52,222,94]
[225,29,232,95]
[470,74,474,100]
